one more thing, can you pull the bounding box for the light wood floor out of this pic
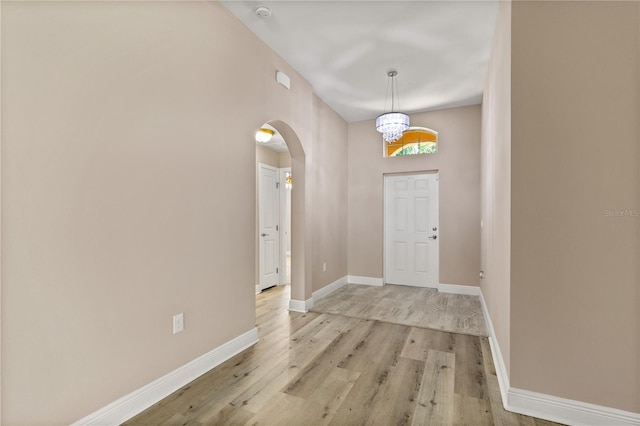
[312,284,487,337]
[125,285,561,425]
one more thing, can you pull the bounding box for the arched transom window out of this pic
[386,127,438,157]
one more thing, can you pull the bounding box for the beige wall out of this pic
[256,144,281,169]
[1,1,347,423]
[347,105,481,286]
[511,1,639,412]
[481,0,512,375]
[279,151,291,168]
[255,145,291,169]
[312,95,349,291]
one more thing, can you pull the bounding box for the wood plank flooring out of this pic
[124,285,560,425]
[311,284,487,337]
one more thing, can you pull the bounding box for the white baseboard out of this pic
[255,284,261,295]
[508,387,640,426]
[289,298,313,313]
[347,275,384,286]
[312,275,348,301]
[479,289,640,426]
[438,283,481,296]
[288,276,348,313]
[479,290,510,405]
[72,328,259,426]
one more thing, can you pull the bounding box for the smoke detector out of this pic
[255,6,272,19]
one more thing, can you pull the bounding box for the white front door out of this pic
[259,163,280,290]
[384,173,439,287]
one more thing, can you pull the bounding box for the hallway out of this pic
[126,286,560,425]
[311,284,487,337]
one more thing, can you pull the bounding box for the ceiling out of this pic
[256,123,289,152]
[222,0,500,123]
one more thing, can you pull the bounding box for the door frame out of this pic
[279,167,292,286]
[383,171,440,287]
[256,163,292,293]
[258,162,280,291]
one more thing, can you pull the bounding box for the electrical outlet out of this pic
[323,262,327,272]
[173,313,184,334]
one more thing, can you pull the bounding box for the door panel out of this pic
[415,178,429,191]
[415,198,428,232]
[415,242,428,273]
[385,173,439,287]
[393,242,408,272]
[395,198,408,231]
[263,239,276,274]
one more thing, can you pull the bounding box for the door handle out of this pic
[261,233,269,237]
[429,235,437,240]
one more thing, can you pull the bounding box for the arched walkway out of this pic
[258,120,309,310]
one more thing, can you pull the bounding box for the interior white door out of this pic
[384,173,439,287]
[259,163,280,290]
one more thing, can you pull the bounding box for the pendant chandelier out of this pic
[375,70,410,143]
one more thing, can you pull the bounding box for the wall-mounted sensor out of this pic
[255,6,272,19]
[276,71,291,90]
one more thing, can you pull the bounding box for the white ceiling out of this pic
[222,0,500,123]
[256,123,289,152]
